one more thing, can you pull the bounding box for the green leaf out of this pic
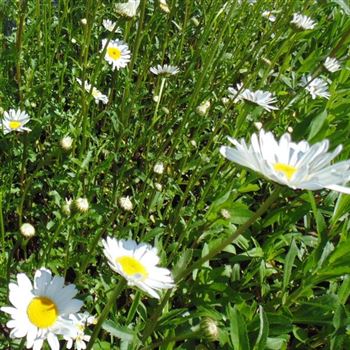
[253,305,269,350]
[333,0,350,15]
[265,336,289,350]
[102,320,135,342]
[172,249,193,280]
[338,275,350,305]
[283,239,298,293]
[308,110,327,141]
[228,305,251,350]
[331,193,350,224]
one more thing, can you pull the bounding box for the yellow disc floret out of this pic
[9,121,22,129]
[274,163,297,180]
[27,296,58,328]
[116,256,148,280]
[107,47,122,60]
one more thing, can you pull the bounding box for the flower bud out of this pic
[60,136,73,151]
[62,198,72,216]
[73,198,89,213]
[20,223,35,238]
[119,196,133,212]
[200,318,219,342]
[196,100,211,116]
[153,162,164,175]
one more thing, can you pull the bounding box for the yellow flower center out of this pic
[116,256,148,280]
[274,163,297,180]
[92,88,100,98]
[27,296,58,328]
[107,47,122,60]
[9,121,22,129]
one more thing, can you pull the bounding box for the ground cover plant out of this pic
[1,0,350,349]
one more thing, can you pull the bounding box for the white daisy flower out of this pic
[65,312,96,350]
[102,237,175,299]
[115,0,140,18]
[220,129,350,194]
[301,75,330,99]
[324,57,341,73]
[150,64,180,76]
[0,109,31,134]
[101,39,131,71]
[228,83,278,112]
[262,10,276,22]
[76,78,108,104]
[102,19,121,33]
[291,13,316,30]
[1,268,83,350]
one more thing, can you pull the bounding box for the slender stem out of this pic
[0,191,5,262]
[141,186,283,342]
[86,279,127,350]
[152,77,166,125]
[43,221,65,265]
[15,0,27,104]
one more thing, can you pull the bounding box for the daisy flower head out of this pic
[101,39,131,71]
[102,19,121,33]
[0,109,31,134]
[324,57,341,73]
[150,64,180,76]
[291,13,316,30]
[115,0,140,18]
[220,129,350,194]
[102,236,175,299]
[262,10,276,22]
[301,75,330,99]
[228,83,278,112]
[76,78,108,104]
[65,312,96,350]
[1,268,83,350]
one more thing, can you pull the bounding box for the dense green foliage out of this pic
[1,0,350,349]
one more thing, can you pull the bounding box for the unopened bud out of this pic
[62,198,72,216]
[119,196,133,211]
[20,223,35,238]
[153,162,164,175]
[196,100,211,116]
[73,198,89,213]
[200,318,219,342]
[60,136,73,151]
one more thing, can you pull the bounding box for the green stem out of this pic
[151,77,166,126]
[15,0,27,104]
[0,191,4,259]
[86,279,127,350]
[42,220,65,265]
